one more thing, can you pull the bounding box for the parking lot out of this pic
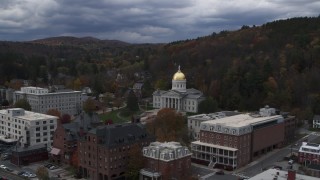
[0,158,79,179]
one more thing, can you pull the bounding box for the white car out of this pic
[288,160,294,165]
[0,165,6,169]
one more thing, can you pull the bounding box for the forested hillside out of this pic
[1,17,320,120]
[148,17,320,120]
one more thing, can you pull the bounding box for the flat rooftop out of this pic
[0,109,57,121]
[203,114,283,128]
[192,141,238,151]
[0,136,17,143]
[249,169,318,180]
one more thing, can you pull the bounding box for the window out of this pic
[43,127,47,130]
[36,127,40,131]
[36,133,40,137]
[36,122,39,125]
[50,126,54,129]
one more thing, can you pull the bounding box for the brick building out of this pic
[140,141,192,180]
[78,123,154,180]
[11,144,48,166]
[298,142,320,166]
[188,111,241,140]
[191,113,285,170]
[283,113,296,143]
[50,112,102,165]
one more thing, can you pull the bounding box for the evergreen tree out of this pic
[126,90,139,111]
[198,97,218,114]
[14,99,31,111]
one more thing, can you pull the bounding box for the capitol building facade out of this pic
[152,67,205,113]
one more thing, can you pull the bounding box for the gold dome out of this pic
[173,70,185,80]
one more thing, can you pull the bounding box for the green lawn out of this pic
[99,108,143,124]
[99,109,129,124]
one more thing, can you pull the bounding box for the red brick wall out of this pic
[52,123,66,163]
[144,155,191,179]
[252,123,284,152]
[200,130,251,167]
[79,133,152,180]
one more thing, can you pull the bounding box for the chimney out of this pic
[287,170,296,180]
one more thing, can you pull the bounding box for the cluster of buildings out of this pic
[3,67,320,179]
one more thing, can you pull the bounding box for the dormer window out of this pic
[232,129,236,135]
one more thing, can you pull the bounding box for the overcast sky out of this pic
[1,0,319,43]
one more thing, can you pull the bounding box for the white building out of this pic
[0,108,57,148]
[313,115,320,128]
[142,141,192,161]
[152,66,205,113]
[188,111,241,140]
[13,86,82,115]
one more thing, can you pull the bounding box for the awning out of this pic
[50,147,61,155]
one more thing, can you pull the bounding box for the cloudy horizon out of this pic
[1,0,319,43]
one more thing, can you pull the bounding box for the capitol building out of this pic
[152,67,205,113]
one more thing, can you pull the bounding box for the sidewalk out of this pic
[232,148,282,174]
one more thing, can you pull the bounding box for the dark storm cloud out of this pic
[0,0,319,43]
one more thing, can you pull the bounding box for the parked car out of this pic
[0,165,6,169]
[44,163,57,170]
[19,171,37,178]
[288,159,294,165]
[273,165,283,170]
[18,171,26,176]
[216,170,225,175]
[5,167,13,172]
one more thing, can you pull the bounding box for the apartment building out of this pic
[0,108,57,148]
[78,123,154,180]
[140,141,192,180]
[13,86,82,115]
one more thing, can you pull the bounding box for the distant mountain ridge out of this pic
[29,36,130,48]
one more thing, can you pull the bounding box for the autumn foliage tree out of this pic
[147,108,188,144]
[46,109,61,118]
[61,114,71,124]
[125,143,144,180]
[83,98,96,115]
[36,166,49,180]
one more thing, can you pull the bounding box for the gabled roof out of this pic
[153,88,204,99]
[152,89,167,96]
[62,112,102,141]
[161,90,185,97]
[314,115,320,120]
